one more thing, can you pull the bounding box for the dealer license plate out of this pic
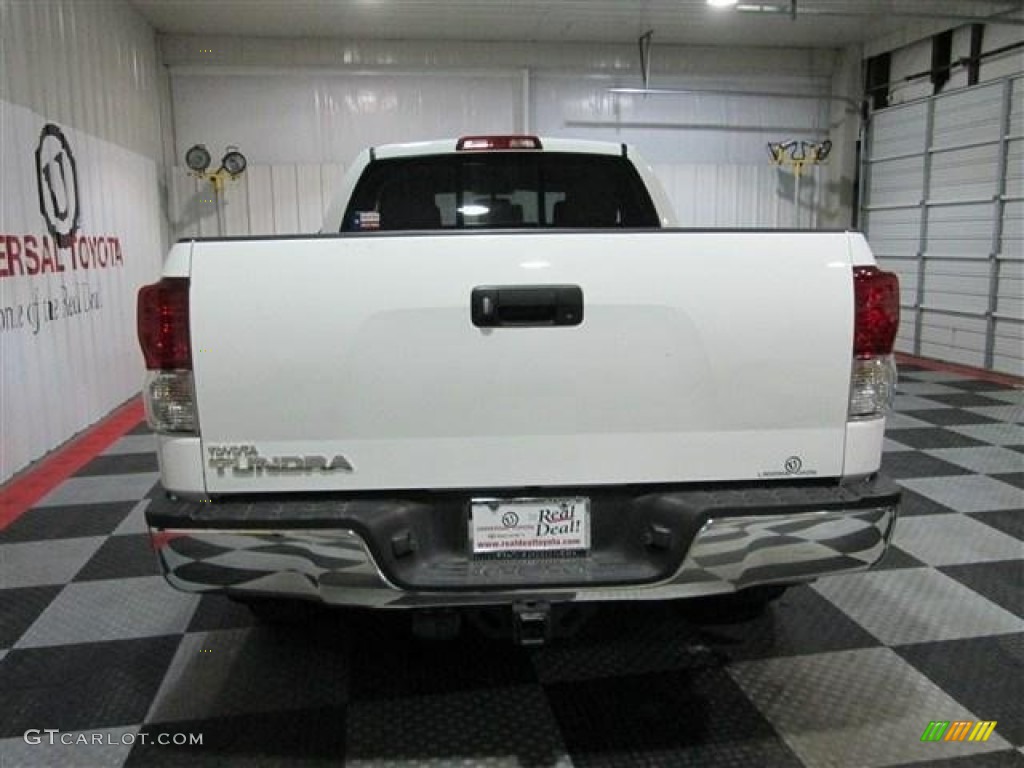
[469,497,591,557]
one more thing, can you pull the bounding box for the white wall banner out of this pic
[1,99,164,483]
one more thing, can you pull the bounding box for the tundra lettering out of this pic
[207,446,353,476]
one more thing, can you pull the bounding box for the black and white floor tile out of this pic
[1,365,1021,767]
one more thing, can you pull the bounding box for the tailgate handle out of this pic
[471,285,583,328]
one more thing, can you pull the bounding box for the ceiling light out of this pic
[736,3,787,12]
[707,0,738,7]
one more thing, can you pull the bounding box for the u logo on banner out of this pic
[34,123,81,248]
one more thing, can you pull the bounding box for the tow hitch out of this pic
[513,601,551,646]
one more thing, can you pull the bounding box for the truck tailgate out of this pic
[189,230,855,492]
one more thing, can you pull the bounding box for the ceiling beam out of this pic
[747,5,1024,26]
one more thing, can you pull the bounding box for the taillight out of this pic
[456,135,543,151]
[138,278,191,370]
[137,278,197,433]
[850,266,900,420]
[853,266,899,358]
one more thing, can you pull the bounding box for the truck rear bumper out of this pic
[146,477,899,608]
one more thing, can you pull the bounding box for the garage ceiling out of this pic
[130,0,1024,48]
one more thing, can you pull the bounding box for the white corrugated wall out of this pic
[864,74,1024,376]
[162,36,836,238]
[0,0,169,483]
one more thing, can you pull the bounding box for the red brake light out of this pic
[853,266,899,358]
[138,278,191,370]
[457,135,543,151]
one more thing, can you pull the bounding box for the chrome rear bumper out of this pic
[150,498,897,608]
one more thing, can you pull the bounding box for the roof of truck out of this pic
[373,136,626,160]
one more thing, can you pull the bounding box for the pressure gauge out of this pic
[185,144,212,173]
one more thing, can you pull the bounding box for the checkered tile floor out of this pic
[1,364,1021,767]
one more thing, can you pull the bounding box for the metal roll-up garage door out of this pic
[863,74,1023,377]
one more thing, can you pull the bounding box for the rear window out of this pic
[342,152,660,231]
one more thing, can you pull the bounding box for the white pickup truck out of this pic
[139,135,901,640]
